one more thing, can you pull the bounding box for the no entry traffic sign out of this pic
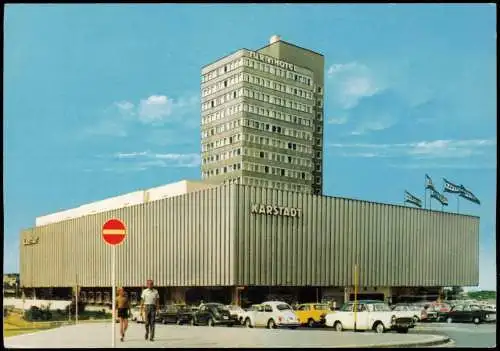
[102,219,127,246]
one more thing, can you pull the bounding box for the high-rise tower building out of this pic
[200,35,324,195]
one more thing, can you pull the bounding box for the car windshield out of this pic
[276,304,292,311]
[340,304,353,312]
[314,304,330,310]
[373,304,391,312]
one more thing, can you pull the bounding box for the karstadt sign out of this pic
[251,204,302,218]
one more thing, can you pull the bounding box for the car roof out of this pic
[348,300,385,304]
[261,301,290,306]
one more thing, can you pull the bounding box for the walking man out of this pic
[140,279,160,341]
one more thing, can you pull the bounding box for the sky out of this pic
[4,4,497,290]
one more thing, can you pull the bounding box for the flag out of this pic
[430,188,448,206]
[443,178,462,193]
[459,185,481,205]
[425,174,435,191]
[404,190,422,208]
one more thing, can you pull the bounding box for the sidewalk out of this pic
[4,322,451,348]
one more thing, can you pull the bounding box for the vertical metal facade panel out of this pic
[21,185,479,289]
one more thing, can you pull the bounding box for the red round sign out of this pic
[102,219,127,246]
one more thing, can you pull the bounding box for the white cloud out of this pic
[104,151,201,172]
[388,163,496,170]
[349,117,397,135]
[138,95,173,124]
[327,62,382,109]
[115,101,135,115]
[114,151,149,159]
[329,139,496,162]
[83,94,199,139]
[327,116,348,125]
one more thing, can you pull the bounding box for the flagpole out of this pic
[457,196,460,214]
[424,175,427,209]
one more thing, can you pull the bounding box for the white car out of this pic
[130,307,145,323]
[241,301,300,329]
[325,301,412,334]
[226,305,247,324]
[391,304,421,325]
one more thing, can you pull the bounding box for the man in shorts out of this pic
[140,279,160,341]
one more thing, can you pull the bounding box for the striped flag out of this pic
[430,188,448,206]
[404,190,422,208]
[443,178,462,193]
[425,174,435,191]
[459,185,481,205]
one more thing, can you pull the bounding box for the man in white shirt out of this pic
[140,279,160,341]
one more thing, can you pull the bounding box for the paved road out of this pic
[4,321,449,348]
[412,322,496,348]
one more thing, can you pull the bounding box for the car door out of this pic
[342,303,355,330]
[257,304,273,327]
[355,304,370,330]
[460,305,473,322]
[449,305,464,321]
[197,305,209,324]
[295,305,309,324]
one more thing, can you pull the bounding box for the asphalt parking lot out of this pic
[412,322,497,348]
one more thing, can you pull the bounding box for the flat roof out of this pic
[201,39,323,72]
[256,39,324,57]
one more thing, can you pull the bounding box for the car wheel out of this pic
[208,318,214,327]
[176,319,181,325]
[334,321,343,332]
[267,319,276,329]
[244,318,253,328]
[162,319,167,324]
[473,317,481,325]
[446,317,453,324]
[307,318,315,328]
[374,322,385,334]
[413,316,419,324]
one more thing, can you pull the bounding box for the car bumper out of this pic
[215,319,237,325]
[277,322,301,328]
[391,318,413,330]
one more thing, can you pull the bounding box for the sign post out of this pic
[102,219,127,349]
[353,263,359,332]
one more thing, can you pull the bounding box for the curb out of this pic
[359,336,452,348]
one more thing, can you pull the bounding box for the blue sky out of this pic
[4,4,496,290]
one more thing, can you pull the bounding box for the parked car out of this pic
[391,304,423,325]
[325,301,413,334]
[226,305,247,324]
[130,307,144,323]
[181,303,237,327]
[176,306,200,325]
[294,303,331,327]
[241,301,300,329]
[438,304,496,324]
[157,304,187,324]
[421,302,451,322]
